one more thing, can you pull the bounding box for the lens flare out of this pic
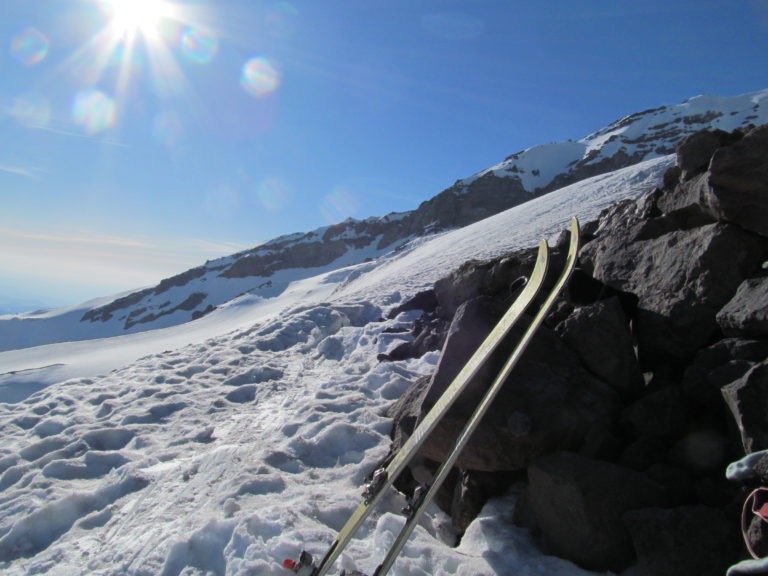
[321,187,359,224]
[152,109,183,148]
[240,56,280,97]
[11,28,50,66]
[257,177,290,212]
[181,26,218,64]
[265,2,299,38]
[72,89,116,134]
[105,0,167,38]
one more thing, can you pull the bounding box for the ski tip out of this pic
[283,558,298,571]
[570,216,580,237]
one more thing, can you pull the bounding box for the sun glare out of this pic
[106,0,167,37]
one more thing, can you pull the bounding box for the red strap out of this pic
[743,487,768,559]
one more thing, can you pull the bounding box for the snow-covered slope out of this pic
[0,155,671,575]
[0,155,672,398]
[2,90,764,353]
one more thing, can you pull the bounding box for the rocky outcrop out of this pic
[384,124,768,573]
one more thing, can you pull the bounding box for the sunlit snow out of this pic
[0,156,671,575]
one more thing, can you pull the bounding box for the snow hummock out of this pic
[0,156,671,574]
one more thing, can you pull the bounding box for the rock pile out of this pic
[384,124,768,575]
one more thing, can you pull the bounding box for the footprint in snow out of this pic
[33,418,69,438]
[0,471,148,561]
[42,451,131,480]
[120,401,187,425]
[224,385,257,404]
[222,366,283,387]
[288,422,381,468]
[80,427,135,452]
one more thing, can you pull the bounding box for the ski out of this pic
[284,229,553,576]
[372,217,580,576]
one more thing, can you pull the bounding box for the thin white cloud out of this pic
[184,237,251,255]
[0,163,39,179]
[0,226,250,303]
[0,227,154,249]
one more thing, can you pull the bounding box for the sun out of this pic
[105,0,168,37]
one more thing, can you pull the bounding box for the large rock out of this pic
[414,316,619,471]
[387,375,430,451]
[528,451,667,572]
[557,296,644,396]
[717,276,768,337]
[419,296,500,413]
[722,360,768,453]
[621,387,688,440]
[708,124,768,237]
[621,505,740,576]
[581,219,766,367]
[683,338,768,413]
[433,247,539,318]
[656,124,768,238]
[675,128,742,181]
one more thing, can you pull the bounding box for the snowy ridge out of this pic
[464,88,768,193]
[0,155,672,575]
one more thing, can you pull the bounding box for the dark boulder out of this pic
[387,374,430,452]
[419,296,500,414]
[621,387,687,440]
[718,276,768,337]
[668,428,730,476]
[708,124,768,238]
[527,451,667,572]
[676,128,742,181]
[722,360,768,453]
[621,505,740,576]
[557,296,644,396]
[655,124,768,238]
[414,316,619,471]
[683,338,768,413]
[433,248,539,319]
[448,469,519,534]
[581,220,766,368]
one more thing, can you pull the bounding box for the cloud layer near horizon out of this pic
[0,226,247,305]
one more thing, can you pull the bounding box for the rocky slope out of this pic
[2,90,766,352]
[385,123,768,575]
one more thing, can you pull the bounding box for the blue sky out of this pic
[1,0,767,309]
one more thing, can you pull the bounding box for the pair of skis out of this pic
[284,218,580,576]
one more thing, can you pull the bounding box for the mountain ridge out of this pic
[1,88,766,351]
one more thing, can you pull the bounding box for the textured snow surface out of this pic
[0,156,671,575]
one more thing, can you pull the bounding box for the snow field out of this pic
[0,156,673,574]
[0,300,440,574]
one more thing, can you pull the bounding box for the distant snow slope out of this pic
[0,244,391,352]
[0,155,670,575]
